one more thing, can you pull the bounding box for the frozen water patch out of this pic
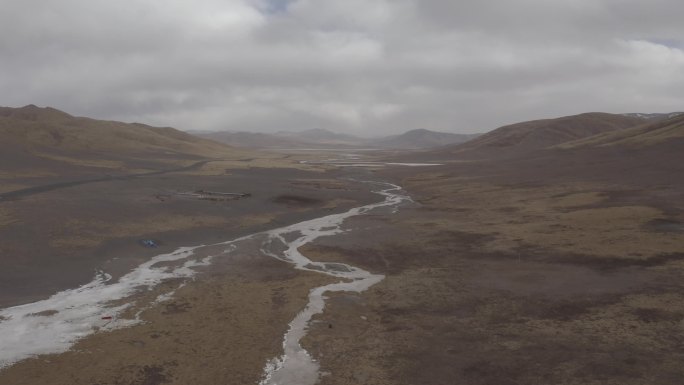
[0,246,211,368]
[386,162,443,166]
[0,237,255,370]
[300,160,442,167]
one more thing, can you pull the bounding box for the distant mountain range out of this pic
[3,104,681,174]
[274,128,362,144]
[200,128,481,150]
[368,129,480,149]
[201,112,684,152]
[201,128,364,149]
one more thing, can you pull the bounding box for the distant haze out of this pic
[1,0,683,135]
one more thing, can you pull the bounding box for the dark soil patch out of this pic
[26,310,59,317]
[632,308,684,323]
[558,252,684,271]
[272,194,322,206]
[136,364,172,385]
[162,302,192,315]
[646,218,684,233]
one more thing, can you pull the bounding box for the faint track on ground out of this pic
[0,159,214,203]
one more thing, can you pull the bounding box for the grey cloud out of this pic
[1,0,683,135]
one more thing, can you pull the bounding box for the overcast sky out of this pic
[1,0,683,135]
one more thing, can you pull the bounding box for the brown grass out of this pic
[291,166,684,385]
[405,179,683,259]
[47,210,281,250]
[0,208,16,227]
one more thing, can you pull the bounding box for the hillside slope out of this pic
[558,114,684,149]
[441,112,645,157]
[203,128,480,150]
[0,105,238,176]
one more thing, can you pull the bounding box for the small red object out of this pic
[101,316,113,320]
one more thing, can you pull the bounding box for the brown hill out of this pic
[388,112,683,194]
[439,112,645,158]
[0,105,73,121]
[558,113,684,149]
[0,105,238,176]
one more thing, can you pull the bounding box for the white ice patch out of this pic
[0,246,211,369]
[300,160,443,167]
[386,162,443,166]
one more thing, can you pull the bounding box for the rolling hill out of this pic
[393,111,683,190]
[429,112,646,159]
[0,105,239,176]
[558,113,684,149]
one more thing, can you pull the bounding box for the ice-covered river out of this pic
[256,182,410,385]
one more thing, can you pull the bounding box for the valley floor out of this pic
[1,150,683,385]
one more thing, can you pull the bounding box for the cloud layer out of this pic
[1,0,683,134]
